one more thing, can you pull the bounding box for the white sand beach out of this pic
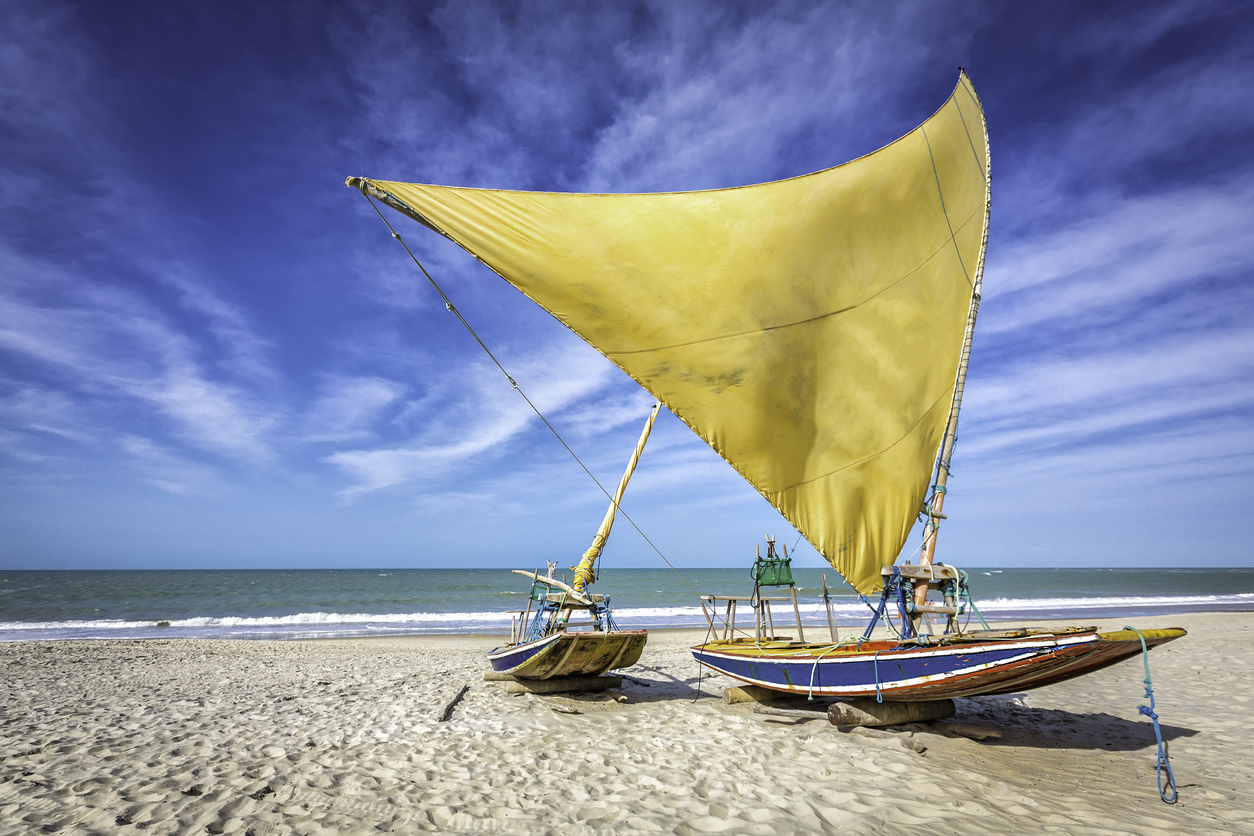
[2,612,1250,835]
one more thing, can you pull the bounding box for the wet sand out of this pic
[1,612,1250,835]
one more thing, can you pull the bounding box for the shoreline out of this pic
[3,612,1250,834]
[3,606,1249,645]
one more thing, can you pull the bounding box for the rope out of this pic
[363,194,709,610]
[806,643,843,700]
[873,649,887,703]
[1124,626,1178,804]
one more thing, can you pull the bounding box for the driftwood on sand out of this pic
[437,684,470,722]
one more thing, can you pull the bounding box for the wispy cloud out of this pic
[1,0,1250,567]
[0,247,279,462]
[119,435,219,496]
[326,340,618,497]
[301,375,407,443]
[583,4,970,191]
[983,177,1253,333]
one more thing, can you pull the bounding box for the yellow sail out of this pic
[349,72,990,594]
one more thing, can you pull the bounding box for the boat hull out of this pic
[691,627,1185,700]
[489,630,648,679]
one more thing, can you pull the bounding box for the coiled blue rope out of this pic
[1124,626,1177,804]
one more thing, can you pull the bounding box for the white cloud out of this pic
[326,340,617,497]
[301,375,407,443]
[0,248,279,462]
[119,435,219,496]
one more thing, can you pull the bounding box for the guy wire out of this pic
[363,193,711,610]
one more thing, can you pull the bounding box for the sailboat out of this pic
[348,70,1183,698]
[484,402,657,679]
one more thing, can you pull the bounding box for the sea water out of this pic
[1,567,1251,642]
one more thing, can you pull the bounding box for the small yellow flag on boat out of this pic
[350,73,990,594]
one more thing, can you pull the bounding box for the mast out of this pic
[571,401,662,591]
[916,74,991,602]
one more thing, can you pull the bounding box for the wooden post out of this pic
[755,592,762,644]
[520,594,534,644]
[765,600,775,640]
[822,573,839,642]
[790,586,806,643]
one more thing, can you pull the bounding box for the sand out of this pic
[1,612,1250,835]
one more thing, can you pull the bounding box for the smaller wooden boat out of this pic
[488,403,659,680]
[487,572,647,678]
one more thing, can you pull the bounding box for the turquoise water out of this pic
[1,567,1250,641]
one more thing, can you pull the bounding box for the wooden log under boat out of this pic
[504,675,623,695]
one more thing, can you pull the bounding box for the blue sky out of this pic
[1,1,1251,571]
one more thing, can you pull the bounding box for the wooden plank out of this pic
[827,698,955,727]
[723,685,786,705]
[511,570,592,604]
[505,675,623,695]
[602,634,633,673]
[913,604,959,615]
[753,704,825,721]
[790,586,806,643]
[888,564,960,581]
[538,633,582,680]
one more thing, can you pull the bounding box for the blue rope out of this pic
[807,643,843,700]
[873,649,886,704]
[1124,626,1178,804]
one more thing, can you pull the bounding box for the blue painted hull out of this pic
[692,627,1185,700]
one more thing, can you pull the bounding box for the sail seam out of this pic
[603,210,980,357]
[770,383,954,495]
[921,124,974,290]
[953,84,987,182]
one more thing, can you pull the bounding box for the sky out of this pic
[1,0,1251,571]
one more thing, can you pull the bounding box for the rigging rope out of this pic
[1124,626,1178,804]
[362,193,710,609]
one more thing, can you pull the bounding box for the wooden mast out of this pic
[916,80,991,608]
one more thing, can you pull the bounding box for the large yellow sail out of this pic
[349,73,990,594]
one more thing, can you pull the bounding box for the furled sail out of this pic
[571,400,661,592]
[349,72,990,594]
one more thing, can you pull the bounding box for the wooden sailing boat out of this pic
[485,402,657,679]
[348,70,1182,698]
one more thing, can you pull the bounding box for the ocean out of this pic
[1,567,1251,642]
